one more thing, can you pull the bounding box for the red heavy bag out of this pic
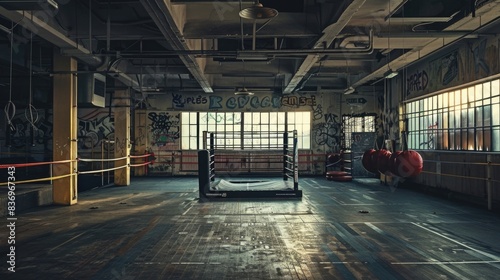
[388,150,403,176]
[362,149,378,173]
[393,150,423,177]
[377,149,392,174]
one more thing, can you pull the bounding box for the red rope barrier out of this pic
[129,161,153,167]
[129,153,152,159]
[0,159,76,169]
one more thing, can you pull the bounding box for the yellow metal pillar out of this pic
[114,89,131,186]
[52,54,78,205]
[134,109,148,176]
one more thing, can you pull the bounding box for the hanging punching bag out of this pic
[362,149,378,173]
[393,150,423,177]
[377,149,392,174]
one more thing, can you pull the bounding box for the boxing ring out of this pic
[198,130,302,199]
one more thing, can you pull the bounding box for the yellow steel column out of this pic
[134,109,148,176]
[114,89,131,186]
[52,53,78,205]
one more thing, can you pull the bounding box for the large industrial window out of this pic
[343,115,376,148]
[181,112,311,150]
[406,78,500,151]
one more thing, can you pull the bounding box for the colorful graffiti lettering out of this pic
[173,93,317,110]
[210,95,281,110]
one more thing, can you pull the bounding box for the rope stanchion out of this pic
[0,173,75,186]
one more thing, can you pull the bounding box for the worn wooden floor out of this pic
[1,177,500,279]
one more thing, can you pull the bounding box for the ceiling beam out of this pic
[0,7,139,88]
[283,0,366,94]
[140,0,213,93]
[351,1,500,88]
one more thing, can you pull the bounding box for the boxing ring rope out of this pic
[0,153,154,186]
[0,159,77,186]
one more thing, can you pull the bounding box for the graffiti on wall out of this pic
[407,70,429,95]
[5,110,53,150]
[440,50,460,85]
[381,107,399,141]
[312,113,341,152]
[420,121,438,150]
[148,112,180,147]
[78,112,114,150]
[200,112,241,124]
[312,105,323,121]
[471,39,490,78]
[172,92,316,110]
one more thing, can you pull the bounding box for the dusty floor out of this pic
[1,177,499,279]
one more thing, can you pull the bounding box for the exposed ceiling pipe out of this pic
[99,29,373,58]
[351,3,500,88]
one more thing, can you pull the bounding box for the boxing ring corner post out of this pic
[198,150,210,198]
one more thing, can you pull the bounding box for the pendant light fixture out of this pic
[239,0,278,20]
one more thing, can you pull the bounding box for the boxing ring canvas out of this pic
[212,179,295,191]
[198,131,302,199]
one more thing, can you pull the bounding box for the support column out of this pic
[114,89,131,186]
[52,53,78,205]
[133,109,148,176]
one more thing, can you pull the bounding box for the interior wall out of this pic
[387,33,500,205]
[141,91,380,175]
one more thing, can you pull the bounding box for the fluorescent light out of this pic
[384,69,398,79]
[343,86,356,95]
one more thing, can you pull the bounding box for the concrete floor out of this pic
[1,177,500,279]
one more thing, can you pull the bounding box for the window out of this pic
[181,112,311,150]
[343,115,376,149]
[406,78,500,151]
